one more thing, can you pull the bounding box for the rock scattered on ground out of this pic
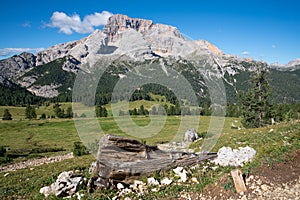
[211,146,256,167]
[182,175,300,200]
[111,165,201,199]
[183,128,199,146]
[40,171,84,198]
[0,153,74,172]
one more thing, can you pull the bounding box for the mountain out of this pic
[0,14,299,105]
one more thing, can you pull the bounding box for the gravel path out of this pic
[0,152,74,172]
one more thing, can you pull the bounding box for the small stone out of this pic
[151,188,159,192]
[117,183,124,190]
[261,184,268,192]
[147,177,159,186]
[40,186,52,197]
[112,196,118,200]
[241,195,247,200]
[248,175,254,180]
[133,180,145,186]
[191,177,199,184]
[161,177,173,185]
[4,173,9,177]
[173,167,183,174]
[256,179,262,185]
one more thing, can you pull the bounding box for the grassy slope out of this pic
[0,103,72,120]
[0,103,299,199]
[0,120,298,199]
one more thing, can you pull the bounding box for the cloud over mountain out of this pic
[47,11,113,34]
[0,48,44,57]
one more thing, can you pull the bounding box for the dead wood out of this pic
[93,134,217,185]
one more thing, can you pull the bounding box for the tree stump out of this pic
[90,134,217,188]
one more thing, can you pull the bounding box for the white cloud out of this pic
[241,51,250,56]
[0,48,44,57]
[47,11,113,34]
[22,21,31,28]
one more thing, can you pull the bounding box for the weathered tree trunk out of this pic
[90,134,216,188]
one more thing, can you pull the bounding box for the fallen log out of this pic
[90,134,217,188]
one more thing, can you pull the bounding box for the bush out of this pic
[0,146,6,157]
[40,113,46,119]
[80,113,87,118]
[0,155,11,164]
[0,146,10,164]
[73,142,89,156]
[2,109,12,120]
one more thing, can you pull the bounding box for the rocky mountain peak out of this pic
[103,14,184,42]
[104,14,153,42]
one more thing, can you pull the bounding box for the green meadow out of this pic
[0,103,299,199]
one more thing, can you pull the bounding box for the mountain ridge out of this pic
[0,14,299,104]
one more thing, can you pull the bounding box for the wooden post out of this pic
[230,169,247,193]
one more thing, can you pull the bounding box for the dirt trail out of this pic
[0,153,74,173]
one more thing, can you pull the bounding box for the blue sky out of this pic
[0,0,299,64]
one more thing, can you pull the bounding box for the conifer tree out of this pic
[239,66,274,128]
[25,105,37,120]
[2,109,12,120]
[96,105,108,117]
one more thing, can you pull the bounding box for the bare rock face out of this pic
[27,83,61,98]
[104,14,154,42]
[36,30,107,66]
[0,52,36,80]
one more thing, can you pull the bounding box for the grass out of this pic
[0,105,299,199]
[0,155,95,199]
[0,103,73,120]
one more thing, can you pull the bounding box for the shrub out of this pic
[0,155,11,164]
[2,109,12,120]
[73,142,89,156]
[40,113,46,119]
[0,146,6,157]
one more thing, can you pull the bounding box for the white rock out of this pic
[179,169,188,182]
[173,167,188,182]
[211,146,256,167]
[261,184,268,192]
[161,177,173,185]
[117,183,125,190]
[183,128,199,145]
[112,196,118,200]
[173,167,184,174]
[147,177,160,186]
[133,180,145,186]
[39,186,52,197]
[39,171,83,197]
[191,177,199,183]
